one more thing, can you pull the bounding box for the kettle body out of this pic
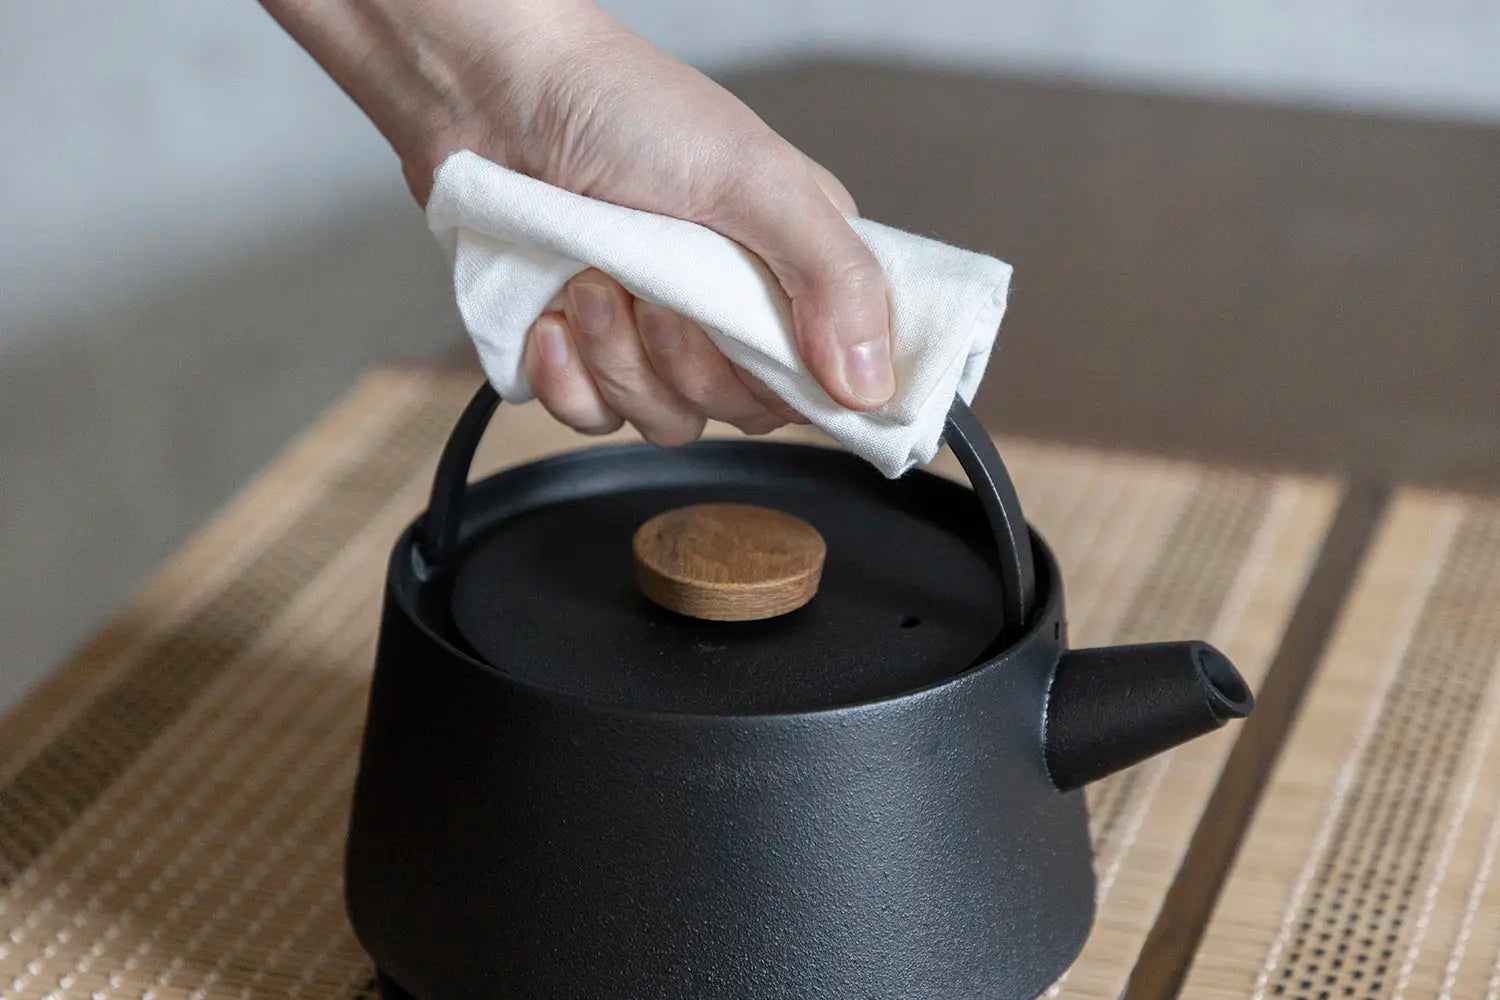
[345,384,1249,1000]
[349,520,1090,1000]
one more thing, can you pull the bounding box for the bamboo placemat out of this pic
[1182,489,1500,1000]
[0,370,1338,999]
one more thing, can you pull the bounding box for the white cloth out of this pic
[427,150,1012,477]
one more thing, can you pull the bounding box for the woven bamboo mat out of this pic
[0,370,1338,1000]
[1182,488,1500,1000]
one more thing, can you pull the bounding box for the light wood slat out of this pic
[1182,489,1500,1000]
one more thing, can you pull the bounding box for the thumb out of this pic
[704,145,894,410]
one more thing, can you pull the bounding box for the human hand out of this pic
[259,0,895,444]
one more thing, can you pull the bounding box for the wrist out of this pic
[260,0,602,182]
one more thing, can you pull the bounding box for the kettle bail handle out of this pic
[417,382,1037,632]
[944,397,1037,632]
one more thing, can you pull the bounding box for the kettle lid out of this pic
[446,441,1010,714]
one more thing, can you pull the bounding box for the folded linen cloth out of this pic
[426,150,1012,477]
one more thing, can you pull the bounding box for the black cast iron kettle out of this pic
[346,383,1253,1000]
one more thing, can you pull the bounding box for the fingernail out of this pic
[568,282,612,335]
[843,339,895,404]
[537,320,570,367]
[638,305,684,352]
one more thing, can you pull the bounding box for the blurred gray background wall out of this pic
[4,0,1500,708]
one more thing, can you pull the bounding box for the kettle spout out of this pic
[1043,641,1253,791]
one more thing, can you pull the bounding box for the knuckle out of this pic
[830,255,887,302]
[739,382,798,423]
[751,136,806,175]
[538,395,601,434]
[733,415,785,436]
[669,366,731,409]
[569,266,616,291]
[531,369,618,436]
[589,361,651,398]
[641,417,706,448]
[538,398,595,434]
[578,416,624,436]
[529,367,570,406]
[706,138,801,213]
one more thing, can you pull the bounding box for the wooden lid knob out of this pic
[633,503,826,621]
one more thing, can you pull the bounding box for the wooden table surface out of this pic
[3,368,1498,999]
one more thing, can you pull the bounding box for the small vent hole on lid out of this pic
[898,615,921,629]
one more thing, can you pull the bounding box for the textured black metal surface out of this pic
[350,517,1094,1000]
[1044,641,1254,790]
[376,971,415,1000]
[944,397,1035,631]
[420,384,1036,637]
[448,472,1007,714]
